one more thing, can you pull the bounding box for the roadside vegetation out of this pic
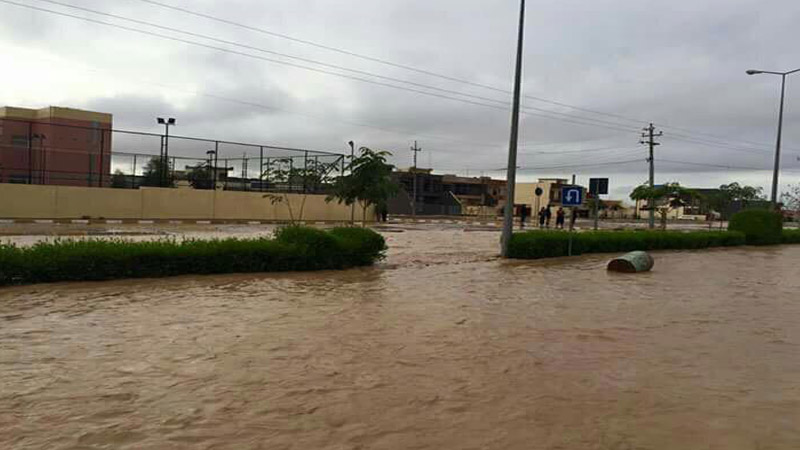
[509,210,798,259]
[0,226,386,287]
[508,230,747,259]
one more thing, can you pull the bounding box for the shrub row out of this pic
[783,229,800,244]
[0,226,386,286]
[728,210,784,245]
[507,230,747,259]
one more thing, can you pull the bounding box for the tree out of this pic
[262,157,337,223]
[110,170,128,188]
[141,157,175,188]
[326,147,399,225]
[186,163,214,190]
[701,183,765,229]
[781,183,800,214]
[630,182,696,229]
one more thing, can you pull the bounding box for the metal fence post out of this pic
[132,154,137,189]
[303,151,309,193]
[99,129,105,187]
[259,146,264,192]
[27,121,33,184]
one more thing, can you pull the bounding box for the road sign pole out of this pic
[594,195,599,231]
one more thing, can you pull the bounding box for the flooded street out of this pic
[2,227,800,449]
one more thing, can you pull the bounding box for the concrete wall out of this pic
[0,184,371,221]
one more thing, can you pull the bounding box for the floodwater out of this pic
[1,227,800,449]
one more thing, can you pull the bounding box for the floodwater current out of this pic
[1,227,799,449]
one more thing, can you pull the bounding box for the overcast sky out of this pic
[2,0,800,200]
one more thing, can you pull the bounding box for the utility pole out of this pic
[640,123,663,229]
[411,141,422,217]
[500,0,527,257]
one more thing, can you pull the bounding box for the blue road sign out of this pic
[561,186,583,206]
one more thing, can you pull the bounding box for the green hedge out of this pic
[0,226,386,286]
[507,230,747,259]
[783,229,800,244]
[729,210,783,245]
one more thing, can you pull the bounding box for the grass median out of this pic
[0,226,386,286]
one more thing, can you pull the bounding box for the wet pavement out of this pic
[1,226,799,449]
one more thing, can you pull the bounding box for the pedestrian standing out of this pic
[538,207,546,228]
[519,205,528,229]
[556,207,565,229]
[570,208,578,229]
[545,205,552,228]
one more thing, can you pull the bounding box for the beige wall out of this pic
[0,184,372,221]
[516,181,564,210]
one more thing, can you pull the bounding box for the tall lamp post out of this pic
[348,141,356,224]
[500,0,527,257]
[746,68,800,207]
[206,149,217,190]
[157,117,176,187]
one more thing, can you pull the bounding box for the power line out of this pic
[665,134,775,155]
[134,0,647,126]
[136,0,793,152]
[521,145,639,155]
[658,159,773,171]
[16,0,642,135]
[517,157,644,171]
[8,0,785,155]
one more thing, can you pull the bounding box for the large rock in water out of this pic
[607,251,654,273]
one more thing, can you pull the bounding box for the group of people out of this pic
[520,204,576,229]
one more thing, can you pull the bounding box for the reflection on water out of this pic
[1,229,800,449]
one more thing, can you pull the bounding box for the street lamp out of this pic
[348,140,355,224]
[746,68,800,206]
[206,149,217,190]
[157,117,176,187]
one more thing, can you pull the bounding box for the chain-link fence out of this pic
[0,118,346,193]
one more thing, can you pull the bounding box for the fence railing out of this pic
[0,117,347,193]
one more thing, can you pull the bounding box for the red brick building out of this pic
[0,106,112,186]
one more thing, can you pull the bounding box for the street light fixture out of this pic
[746,68,800,206]
[156,117,176,187]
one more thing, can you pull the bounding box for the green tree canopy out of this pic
[141,157,174,188]
[326,147,399,223]
[110,170,128,189]
[186,163,214,190]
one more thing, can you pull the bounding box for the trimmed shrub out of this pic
[329,227,388,266]
[783,229,800,244]
[729,210,783,245]
[507,230,747,260]
[0,226,386,287]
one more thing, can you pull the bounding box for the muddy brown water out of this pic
[1,228,800,449]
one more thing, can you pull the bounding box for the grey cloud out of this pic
[2,0,800,196]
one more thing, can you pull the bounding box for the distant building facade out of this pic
[388,169,508,216]
[0,106,113,186]
[515,178,572,212]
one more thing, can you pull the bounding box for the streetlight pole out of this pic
[348,140,355,224]
[501,0,527,258]
[157,117,176,187]
[206,149,216,190]
[746,68,800,207]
